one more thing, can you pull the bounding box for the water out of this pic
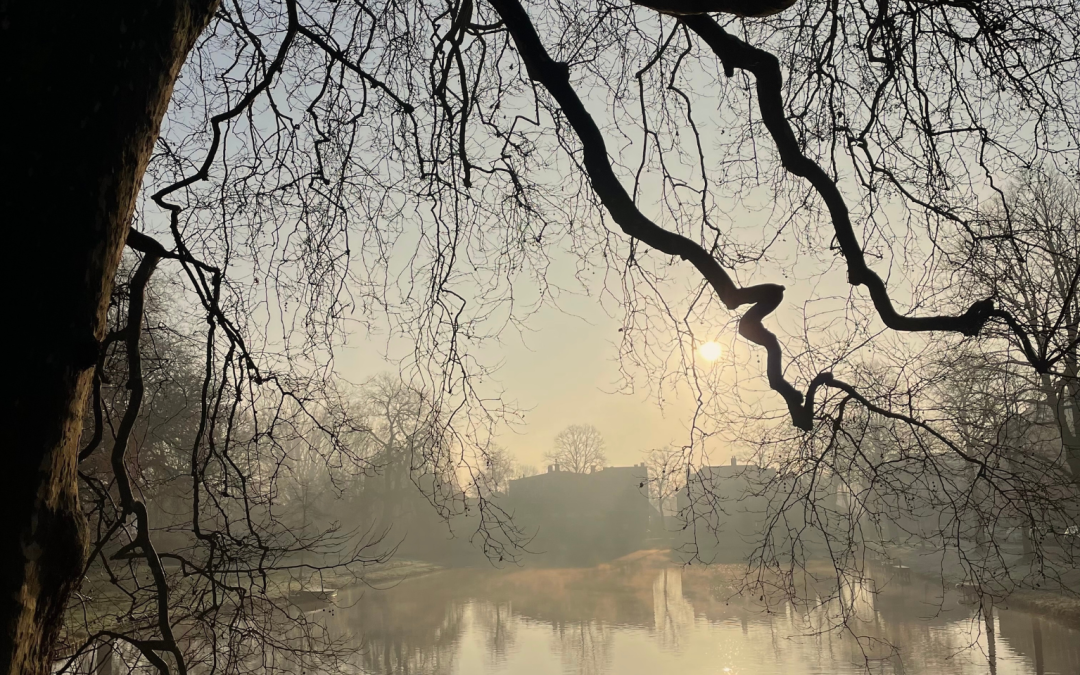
[319,556,1080,675]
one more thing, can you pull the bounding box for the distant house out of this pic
[675,458,776,562]
[505,464,656,565]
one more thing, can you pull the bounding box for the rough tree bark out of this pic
[0,2,217,673]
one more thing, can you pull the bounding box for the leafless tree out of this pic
[958,169,1080,481]
[516,464,538,479]
[729,351,1080,638]
[546,425,608,474]
[61,283,526,675]
[60,264,395,675]
[344,374,526,563]
[643,447,685,518]
[6,0,1080,669]
[345,374,454,522]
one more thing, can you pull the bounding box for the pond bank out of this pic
[879,544,1080,629]
[1004,589,1080,628]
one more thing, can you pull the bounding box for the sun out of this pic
[698,341,722,362]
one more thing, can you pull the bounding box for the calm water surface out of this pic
[320,557,1080,675]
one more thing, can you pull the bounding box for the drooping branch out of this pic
[485,0,1053,432]
[149,0,299,387]
[294,23,414,114]
[484,0,813,428]
[681,16,1046,371]
[106,243,186,675]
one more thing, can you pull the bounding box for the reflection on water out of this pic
[322,557,1080,675]
[652,567,694,651]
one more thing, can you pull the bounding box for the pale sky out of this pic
[331,213,869,472]
[337,263,729,471]
[154,32,975,476]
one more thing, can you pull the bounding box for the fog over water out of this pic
[304,558,1080,675]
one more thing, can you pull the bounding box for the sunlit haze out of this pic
[697,341,722,362]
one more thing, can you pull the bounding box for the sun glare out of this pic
[698,341,722,362]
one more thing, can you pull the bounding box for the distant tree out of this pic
[643,448,685,517]
[480,445,517,495]
[279,438,337,549]
[340,377,525,563]
[67,262,390,675]
[959,169,1080,482]
[516,464,538,479]
[347,374,457,522]
[546,425,607,474]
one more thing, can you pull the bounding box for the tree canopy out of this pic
[547,424,608,473]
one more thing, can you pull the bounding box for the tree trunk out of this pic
[0,3,216,673]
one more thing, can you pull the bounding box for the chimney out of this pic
[730,456,737,467]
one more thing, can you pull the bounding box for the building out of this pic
[505,464,656,565]
[675,458,777,562]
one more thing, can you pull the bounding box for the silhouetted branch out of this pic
[683,16,1046,370]
[485,0,812,427]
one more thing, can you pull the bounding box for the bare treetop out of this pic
[546,424,608,473]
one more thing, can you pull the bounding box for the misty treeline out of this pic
[5,0,1080,671]
[63,266,528,674]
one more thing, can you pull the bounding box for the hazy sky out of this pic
[158,35,965,477]
[332,216,864,472]
[327,174,911,472]
[151,18,968,477]
[338,268,724,471]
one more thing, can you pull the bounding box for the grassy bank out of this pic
[1004,589,1080,628]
